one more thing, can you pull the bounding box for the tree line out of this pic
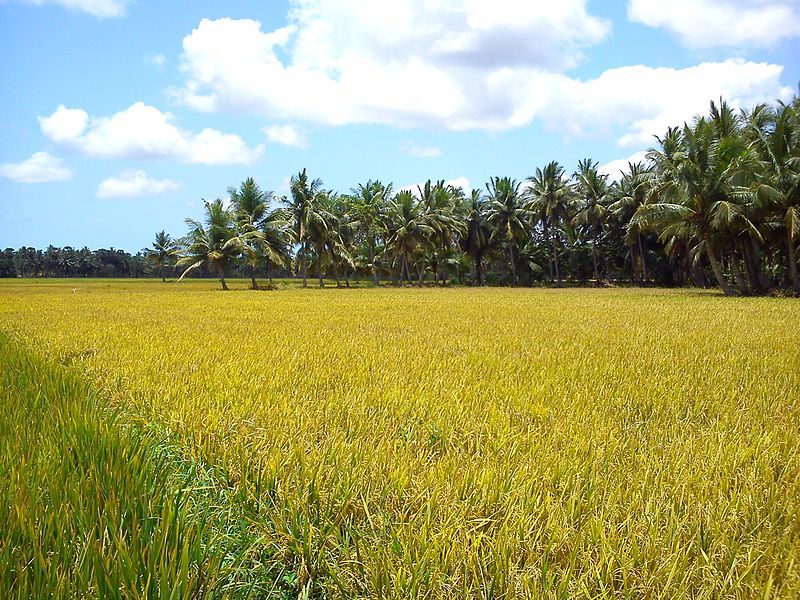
[4,95,799,295]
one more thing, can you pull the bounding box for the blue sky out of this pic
[1,0,799,251]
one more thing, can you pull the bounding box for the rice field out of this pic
[1,279,799,598]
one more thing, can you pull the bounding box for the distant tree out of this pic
[177,199,237,291]
[145,230,180,282]
[572,159,611,284]
[527,161,573,286]
[485,177,527,285]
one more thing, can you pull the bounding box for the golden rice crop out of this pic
[1,279,799,598]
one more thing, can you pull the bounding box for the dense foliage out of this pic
[4,95,799,295]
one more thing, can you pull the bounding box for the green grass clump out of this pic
[0,333,290,598]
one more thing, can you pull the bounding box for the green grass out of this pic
[0,333,297,598]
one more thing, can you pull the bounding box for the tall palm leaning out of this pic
[485,177,527,285]
[145,230,179,282]
[177,199,237,291]
[527,162,573,286]
[572,159,610,285]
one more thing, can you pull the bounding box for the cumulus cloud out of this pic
[628,0,800,48]
[400,141,442,158]
[39,102,263,165]
[97,169,181,198]
[529,60,792,146]
[264,124,307,147]
[598,151,649,182]
[0,152,73,183]
[172,8,791,143]
[18,0,130,18]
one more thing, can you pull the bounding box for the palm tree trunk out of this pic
[508,240,517,286]
[300,241,307,288]
[787,235,800,294]
[331,251,341,288]
[706,241,736,296]
[730,253,749,295]
[217,264,229,291]
[317,248,325,288]
[542,221,553,282]
[740,241,762,294]
[370,236,379,286]
[416,263,425,287]
[552,237,561,287]
[250,264,258,290]
[638,234,648,284]
[592,234,600,286]
[402,253,410,284]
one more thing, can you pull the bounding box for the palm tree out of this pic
[418,181,464,285]
[635,103,759,296]
[387,190,435,285]
[485,177,528,285]
[609,161,654,284]
[145,231,180,282]
[746,100,800,293]
[177,199,237,291]
[572,159,610,284]
[527,162,573,286]
[284,169,324,288]
[227,178,271,289]
[461,189,492,285]
[351,180,391,286]
[304,191,339,288]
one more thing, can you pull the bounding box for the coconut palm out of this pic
[460,189,492,285]
[609,161,654,283]
[351,180,392,285]
[387,190,435,285]
[526,162,573,286]
[284,169,324,288]
[634,102,760,296]
[484,177,528,285]
[746,100,800,293]
[145,230,179,282]
[177,199,237,291]
[226,178,273,289]
[572,159,610,284]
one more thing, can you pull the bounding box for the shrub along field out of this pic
[1,279,799,598]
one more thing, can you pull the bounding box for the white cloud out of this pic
[174,1,609,127]
[628,0,800,48]
[145,53,166,68]
[400,141,442,158]
[0,152,73,183]
[18,0,129,18]
[172,10,791,143]
[527,60,792,147]
[264,124,307,147]
[97,169,181,199]
[39,102,263,165]
[598,151,649,182]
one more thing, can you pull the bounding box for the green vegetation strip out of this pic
[0,334,293,599]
